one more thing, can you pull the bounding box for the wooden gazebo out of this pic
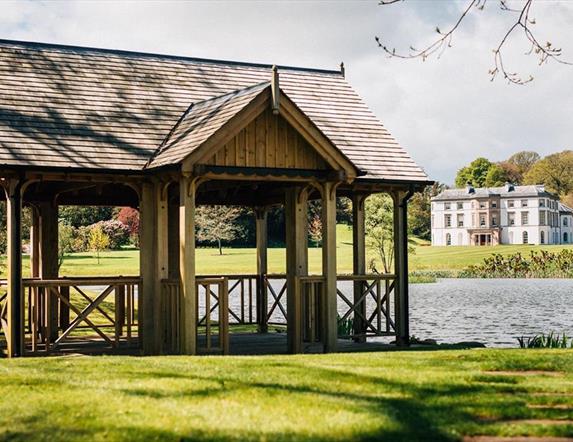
[0,40,430,358]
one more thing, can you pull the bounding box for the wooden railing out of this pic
[264,275,287,325]
[336,274,396,339]
[1,277,140,355]
[199,274,257,325]
[196,277,229,355]
[298,276,325,343]
[160,279,181,354]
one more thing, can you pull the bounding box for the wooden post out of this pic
[285,186,308,354]
[5,179,24,357]
[30,206,40,278]
[140,181,158,354]
[352,193,367,342]
[392,190,412,347]
[155,184,169,353]
[167,186,180,281]
[255,207,268,333]
[322,182,338,353]
[39,202,59,341]
[179,175,198,355]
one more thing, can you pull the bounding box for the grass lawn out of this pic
[411,243,573,271]
[0,349,572,441]
[5,224,573,277]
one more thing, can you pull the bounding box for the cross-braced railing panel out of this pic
[264,275,287,325]
[196,274,257,326]
[0,277,140,355]
[336,274,396,339]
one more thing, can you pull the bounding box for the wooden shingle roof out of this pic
[148,82,271,168]
[0,39,429,182]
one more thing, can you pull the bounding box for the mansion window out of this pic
[445,202,451,210]
[522,231,529,244]
[541,231,545,244]
[491,215,498,226]
[457,202,463,210]
[479,201,487,209]
[508,200,514,208]
[521,200,528,207]
[521,211,529,225]
[565,218,569,227]
[457,214,464,227]
[479,213,487,227]
[491,201,498,208]
[446,233,452,246]
[540,199,546,207]
[445,214,452,227]
[540,211,546,226]
[508,212,516,226]
[565,232,570,243]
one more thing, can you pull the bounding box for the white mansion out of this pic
[431,184,573,246]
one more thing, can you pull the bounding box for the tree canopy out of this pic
[523,150,573,198]
[454,157,495,188]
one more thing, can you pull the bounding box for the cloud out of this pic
[2,0,571,184]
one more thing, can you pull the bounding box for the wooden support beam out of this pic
[285,187,308,354]
[39,202,59,341]
[155,184,169,353]
[179,175,198,355]
[29,207,40,279]
[255,207,269,333]
[5,179,24,357]
[392,190,412,347]
[140,181,158,354]
[322,182,338,353]
[352,193,368,342]
[167,186,180,280]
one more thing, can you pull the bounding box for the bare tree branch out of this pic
[376,0,572,85]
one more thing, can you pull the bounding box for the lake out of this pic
[209,277,573,348]
[409,278,573,347]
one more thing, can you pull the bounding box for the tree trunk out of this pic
[218,238,222,255]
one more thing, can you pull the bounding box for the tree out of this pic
[408,182,447,240]
[484,163,509,187]
[455,157,495,188]
[308,213,322,247]
[376,0,572,85]
[116,207,139,236]
[60,206,113,228]
[336,197,353,224]
[89,225,110,264]
[497,160,522,185]
[506,151,540,181]
[365,194,395,273]
[58,223,76,269]
[523,150,573,197]
[196,206,245,255]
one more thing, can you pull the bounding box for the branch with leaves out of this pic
[376,0,571,85]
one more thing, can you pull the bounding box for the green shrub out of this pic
[462,249,573,278]
[337,315,354,338]
[95,220,130,250]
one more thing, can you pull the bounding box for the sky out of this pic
[1,0,572,185]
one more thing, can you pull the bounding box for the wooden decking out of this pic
[2,332,394,357]
[201,332,394,356]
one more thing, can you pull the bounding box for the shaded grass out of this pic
[0,349,572,441]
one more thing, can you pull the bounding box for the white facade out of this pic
[560,202,573,245]
[431,184,571,246]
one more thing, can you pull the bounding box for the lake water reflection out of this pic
[409,278,573,347]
